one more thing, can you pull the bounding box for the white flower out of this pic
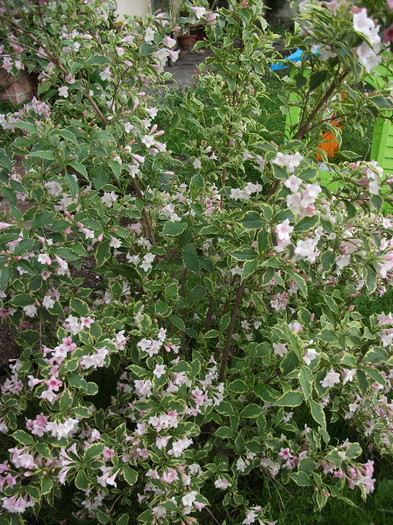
[286,192,303,214]
[42,296,55,310]
[336,254,351,270]
[192,6,206,19]
[100,66,111,81]
[45,181,62,196]
[294,238,319,263]
[169,437,193,458]
[23,304,37,317]
[231,265,242,276]
[342,368,357,385]
[45,418,79,440]
[144,27,155,43]
[276,219,293,242]
[317,45,337,61]
[142,135,155,148]
[80,347,109,370]
[272,152,303,173]
[58,86,69,98]
[182,490,197,508]
[230,188,251,200]
[273,343,288,357]
[152,506,166,518]
[214,477,232,489]
[369,179,380,195]
[320,369,340,388]
[355,42,381,73]
[303,348,318,365]
[353,8,381,46]
[236,457,249,472]
[144,253,155,264]
[163,36,177,48]
[284,174,302,192]
[37,253,51,265]
[110,237,121,249]
[154,48,169,65]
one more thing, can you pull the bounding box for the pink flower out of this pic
[275,219,293,242]
[153,364,166,378]
[1,494,34,514]
[161,468,178,484]
[45,375,62,392]
[284,175,302,192]
[273,343,288,357]
[294,238,319,263]
[279,447,292,460]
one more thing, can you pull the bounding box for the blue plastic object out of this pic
[270,48,303,71]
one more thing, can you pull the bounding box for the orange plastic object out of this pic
[316,117,343,160]
[316,92,346,160]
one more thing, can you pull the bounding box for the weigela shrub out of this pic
[0,0,393,523]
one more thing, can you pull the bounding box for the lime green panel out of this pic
[370,118,383,160]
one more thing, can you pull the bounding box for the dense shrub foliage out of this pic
[0,0,393,523]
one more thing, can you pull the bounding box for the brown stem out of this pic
[264,369,281,385]
[0,14,67,75]
[37,4,59,67]
[219,281,244,381]
[206,295,214,332]
[110,67,130,112]
[294,71,348,140]
[84,90,109,127]
[205,507,221,525]
[228,344,240,369]
[180,268,188,298]
[179,268,188,351]
[305,111,355,135]
[221,124,233,190]
[268,73,349,200]
[266,179,280,199]
[220,90,237,209]
[130,177,155,245]
[221,275,238,317]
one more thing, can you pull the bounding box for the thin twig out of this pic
[206,295,214,332]
[205,506,221,525]
[219,281,244,381]
[295,71,349,139]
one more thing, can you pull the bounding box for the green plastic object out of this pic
[370,114,393,172]
[366,66,393,173]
